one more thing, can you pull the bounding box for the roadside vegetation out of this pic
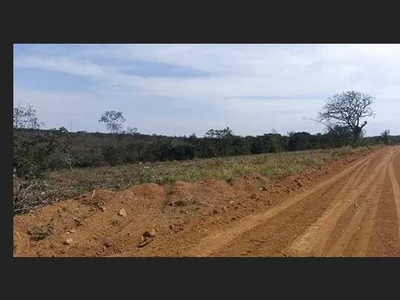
[13,146,376,214]
[13,91,398,214]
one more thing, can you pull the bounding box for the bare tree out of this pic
[13,103,42,129]
[63,153,75,172]
[99,111,126,134]
[318,91,375,146]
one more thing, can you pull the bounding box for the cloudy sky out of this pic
[13,44,400,136]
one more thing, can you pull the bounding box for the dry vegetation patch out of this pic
[14,146,377,215]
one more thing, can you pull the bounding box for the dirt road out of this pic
[14,146,400,257]
[182,146,400,257]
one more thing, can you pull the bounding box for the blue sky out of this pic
[13,44,400,136]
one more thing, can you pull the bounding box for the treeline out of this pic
[14,127,400,175]
[14,94,396,180]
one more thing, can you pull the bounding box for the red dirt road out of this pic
[13,146,400,257]
[185,146,400,257]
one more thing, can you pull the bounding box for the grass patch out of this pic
[27,224,53,241]
[110,219,121,226]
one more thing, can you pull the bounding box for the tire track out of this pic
[324,166,386,256]
[183,149,385,257]
[388,149,400,241]
[287,154,388,257]
[237,153,382,257]
[365,170,400,256]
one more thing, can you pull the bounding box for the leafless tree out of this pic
[13,103,42,129]
[63,153,75,172]
[318,91,375,146]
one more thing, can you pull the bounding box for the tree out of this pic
[263,132,285,153]
[101,144,126,165]
[249,137,265,154]
[318,91,375,146]
[380,129,390,145]
[13,127,71,179]
[325,125,353,148]
[204,127,234,139]
[13,103,41,129]
[126,127,139,135]
[99,111,126,134]
[203,127,235,157]
[288,132,312,151]
[13,104,45,178]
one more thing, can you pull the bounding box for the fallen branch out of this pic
[25,182,38,192]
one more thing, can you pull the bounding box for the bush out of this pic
[101,144,126,166]
[13,127,72,179]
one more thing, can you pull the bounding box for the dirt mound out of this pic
[14,147,394,257]
[128,183,165,200]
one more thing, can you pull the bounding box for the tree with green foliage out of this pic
[99,111,126,134]
[203,127,235,157]
[248,136,265,154]
[325,125,353,148]
[288,131,313,151]
[263,132,285,153]
[13,127,72,179]
[205,127,234,139]
[101,144,127,165]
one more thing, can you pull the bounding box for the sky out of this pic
[13,44,400,137]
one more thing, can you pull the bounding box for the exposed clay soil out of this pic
[13,146,400,257]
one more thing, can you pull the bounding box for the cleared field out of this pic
[16,146,375,210]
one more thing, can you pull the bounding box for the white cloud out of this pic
[14,56,106,78]
[13,44,400,136]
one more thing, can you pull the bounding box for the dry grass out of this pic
[14,146,377,214]
[50,146,373,194]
